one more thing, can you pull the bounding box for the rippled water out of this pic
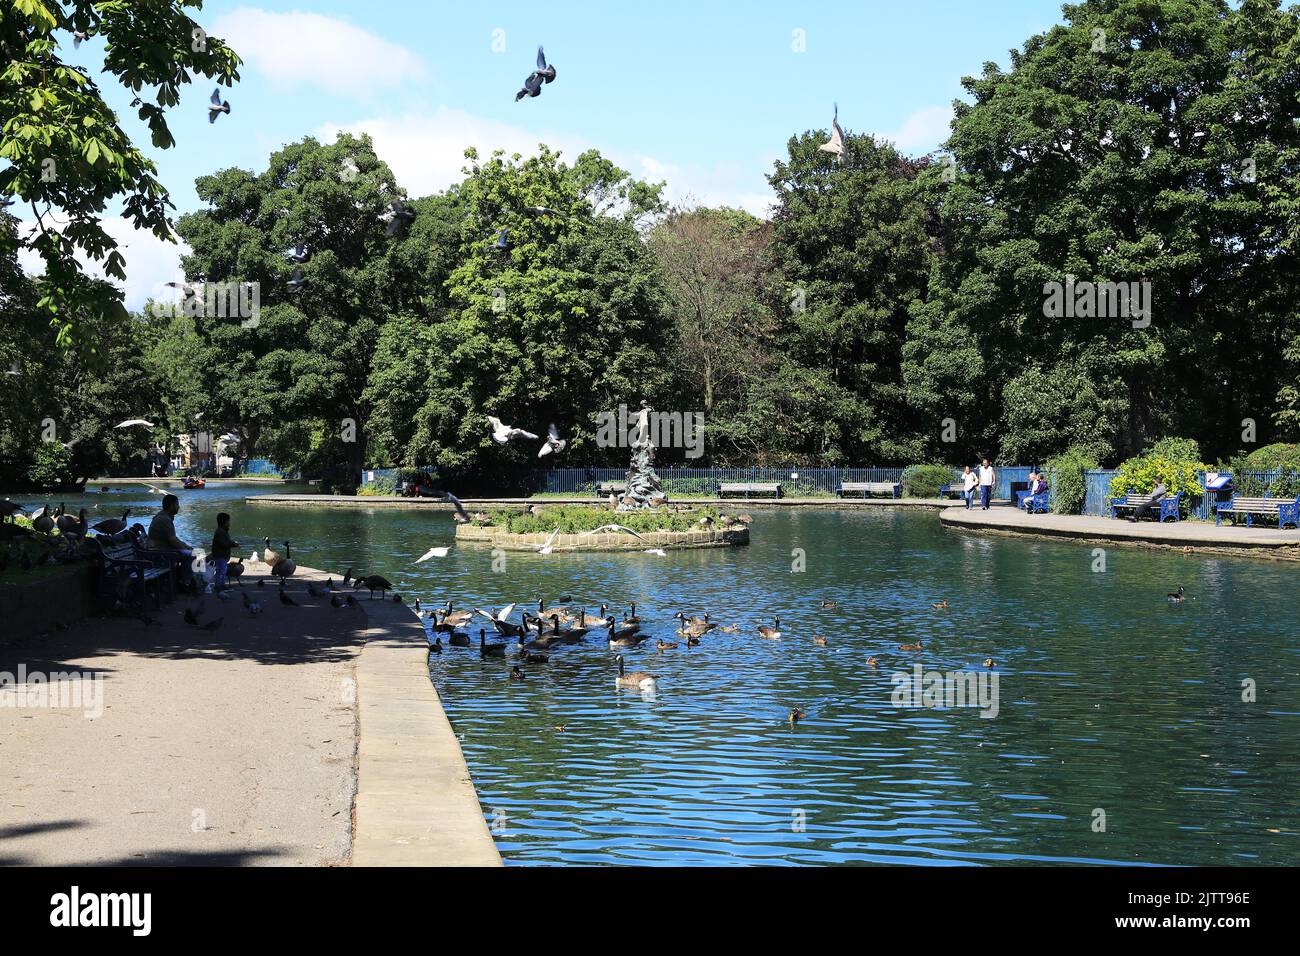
[27,482,1300,865]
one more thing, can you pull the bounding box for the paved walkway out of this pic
[0,563,500,866]
[942,506,1300,559]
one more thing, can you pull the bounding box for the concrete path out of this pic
[942,506,1300,560]
[350,596,500,866]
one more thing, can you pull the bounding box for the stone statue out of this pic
[618,401,667,511]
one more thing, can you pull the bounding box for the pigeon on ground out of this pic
[516,46,556,101]
[487,415,538,444]
[819,103,845,162]
[208,88,231,124]
[538,423,566,458]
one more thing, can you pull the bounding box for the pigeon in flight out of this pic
[382,200,415,237]
[516,46,556,101]
[494,227,510,252]
[819,103,845,162]
[286,243,309,263]
[115,419,155,428]
[535,527,561,555]
[208,88,231,124]
[73,31,89,48]
[487,415,538,444]
[538,423,566,458]
[415,546,451,563]
[287,267,306,291]
[581,524,646,540]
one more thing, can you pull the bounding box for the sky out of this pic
[19,0,1073,309]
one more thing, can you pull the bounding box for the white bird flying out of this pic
[538,423,567,458]
[475,603,518,624]
[487,415,538,444]
[535,527,561,555]
[644,548,667,556]
[415,546,451,562]
[580,524,646,540]
[116,419,155,428]
[819,103,845,162]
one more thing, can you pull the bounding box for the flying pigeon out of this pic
[819,103,845,161]
[415,546,451,563]
[286,243,309,263]
[516,46,556,100]
[382,200,415,237]
[487,415,538,444]
[115,419,155,428]
[208,88,231,124]
[494,227,510,252]
[580,524,646,540]
[535,527,561,555]
[538,423,566,458]
[287,267,306,291]
[4,361,18,376]
[439,490,470,523]
[73,31,88,48]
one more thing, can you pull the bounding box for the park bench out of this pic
[717,482,783,499]
[837,480,901,499]
[93,532,174,610]
[1019,489,1051,514]
[1108,490,1183,522]
[938,483,966,499]
[597,481,627,497]
[1214,494,1300,529]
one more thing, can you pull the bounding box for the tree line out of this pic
[3,0,1299,492]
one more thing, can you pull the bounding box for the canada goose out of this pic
[812,635,828,647]
[271,540,296,581]
[480,606,527,639]
[685,632,701,647]
[226,557,244,585]
[354,574,393,599]
[91,508,131,535]
[428,637,443,654]
[435,603,473,632]
[0,499,27,521]
[480,628,507,658]
[262,537,282,567]
[510,665,526,680]
[674,612,716,638]
[788,706,806,726]
[866,657,879,668]
[536,599,576,626]
[984,658,996,668]
[577,605,610,628]
[32,506,55,535]
[1167,586,1185,603]
[543,615,586,645]
[932,601,949,610]
[606,618,647,647]
[448,630,471,647]
[520,648,549,663]
[899,641,923,652]
[615,654,657,690]
[624,602,641,625]
[757,618,782,639]
[656,639,678,651]
[56,507,87,538]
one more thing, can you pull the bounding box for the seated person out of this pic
[1130,476,1167,522]
[147,493,196,589]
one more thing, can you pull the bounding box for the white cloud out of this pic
[322,110,775,218]
[211,8,428,97]
[17,217,188,312]
[879,105,954,155]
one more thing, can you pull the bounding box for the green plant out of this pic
[1110,438,1206,515]
[357,477,397,496]
[1046,447,1099,514]
[502,505,722,535]
[26,443,75,489]
[901,464,956,498]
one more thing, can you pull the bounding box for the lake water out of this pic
[27,482,1300,865]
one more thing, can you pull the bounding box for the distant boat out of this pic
[182,477,207,490]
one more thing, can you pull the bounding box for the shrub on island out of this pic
[501,504,724,535]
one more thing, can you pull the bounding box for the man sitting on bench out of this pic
[1128,476,1167,522]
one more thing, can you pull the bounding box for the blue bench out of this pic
[1108,490,1182,522]
[1215,495,1300,529]
[1018,490,1050,514]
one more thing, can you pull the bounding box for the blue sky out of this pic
[33,0,1073,306]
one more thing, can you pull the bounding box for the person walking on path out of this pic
[962,465,978,510]
[978,458,995,511]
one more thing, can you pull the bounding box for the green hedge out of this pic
[1046,447,1099,514]
[1110,437,1205,515]
[502,504,722,535]
[902,463,956,498]
[357,477,397,496]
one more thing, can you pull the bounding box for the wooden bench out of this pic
[93,533,174,609]
[1109,490,1183,522]
[837,480,900,499]
[1215,494,1300,529]
[938,483,966,499]
[1019,489,1050,514]
[597,481,627,497]
[717,482,782,499]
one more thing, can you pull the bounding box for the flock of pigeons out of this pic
[488,415,566,458]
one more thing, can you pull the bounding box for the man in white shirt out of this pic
[978,458,995,510]
[961,465,978,510]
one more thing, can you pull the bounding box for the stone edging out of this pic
[454,523,748,551]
